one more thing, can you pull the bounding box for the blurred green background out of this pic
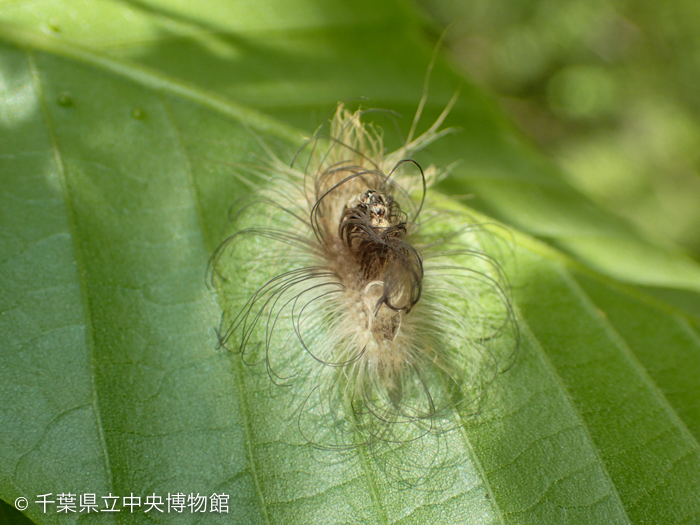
[418,0,700,262]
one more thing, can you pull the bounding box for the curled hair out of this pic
[209,103,518,450]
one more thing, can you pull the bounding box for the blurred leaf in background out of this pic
[418,0,700,261]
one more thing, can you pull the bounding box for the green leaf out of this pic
[1,1,699,524]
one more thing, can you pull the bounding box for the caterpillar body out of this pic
[210,102,517,449]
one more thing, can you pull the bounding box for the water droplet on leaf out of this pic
[57,93,72,107]
[131,108,145,120]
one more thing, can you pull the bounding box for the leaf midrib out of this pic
[453,410,506,524]
[26,49,118,521]
[161,92,274,523]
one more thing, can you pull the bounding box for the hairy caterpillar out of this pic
[209,99,517,450]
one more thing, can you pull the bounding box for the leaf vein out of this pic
[26,48,120,522]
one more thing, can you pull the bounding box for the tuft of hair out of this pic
[210,102,518,449]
